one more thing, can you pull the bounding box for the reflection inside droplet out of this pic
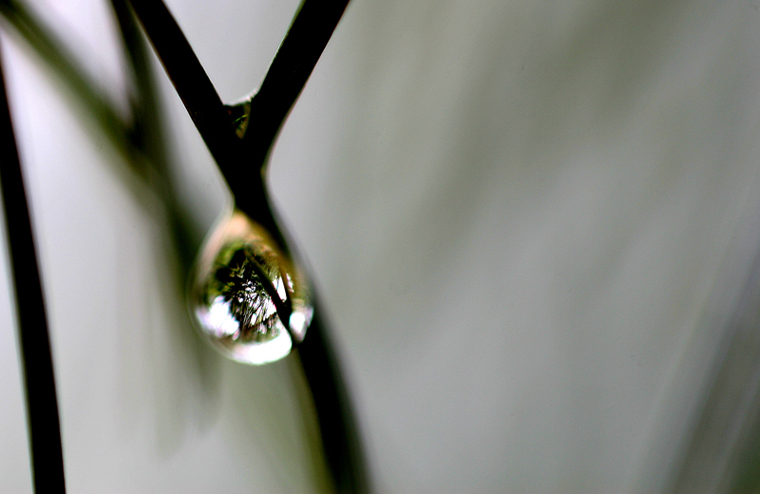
[189,209,312,365]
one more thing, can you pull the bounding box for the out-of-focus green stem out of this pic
[0,0,140,174]
[0,0,197,271]
[110,0,197,271]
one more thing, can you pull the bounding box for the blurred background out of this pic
[2,0,760,492]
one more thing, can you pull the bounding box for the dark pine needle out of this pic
[0,42,66,494]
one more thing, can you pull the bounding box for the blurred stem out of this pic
[667,246,760,494]
[0,0,203,272]
[0,41,66,494]
[110,0,169,176]
[110,0,197,271]
[0,0,138,174]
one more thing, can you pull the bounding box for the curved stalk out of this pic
[0,42,66,494]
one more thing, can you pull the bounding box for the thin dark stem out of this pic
[297,306,370,494]
[124,0,272,232]
[0,43,66,493]
[126,0,241,179]
[242,0,350,169]
[124,0,351,200]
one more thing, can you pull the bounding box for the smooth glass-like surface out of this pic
[190,209,312,364]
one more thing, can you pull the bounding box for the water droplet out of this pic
[189,209,313,364]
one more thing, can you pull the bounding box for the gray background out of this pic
[2,0,760,492]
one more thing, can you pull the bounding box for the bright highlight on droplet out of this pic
[189,209,313,365]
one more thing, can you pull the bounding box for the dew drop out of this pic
[189,209,313,364]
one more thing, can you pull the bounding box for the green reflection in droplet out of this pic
[189,209,312,365]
